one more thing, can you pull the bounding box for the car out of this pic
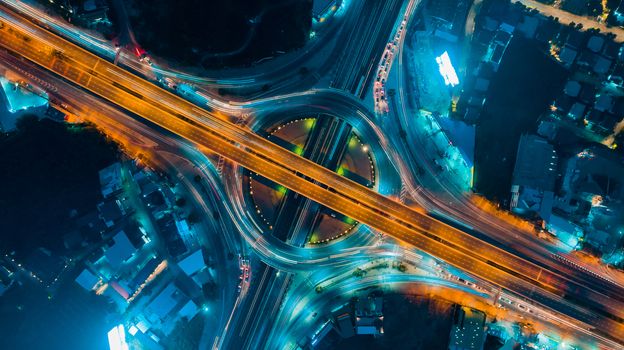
[499,297,513,304]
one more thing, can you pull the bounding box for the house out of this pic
[146,283,180,322]
[563,80,581,97]
[587,35,605,53]
[178,249,210,287]
[567,102,586,120]
[99,162,123,198]
[559,45,577,67]
[593,56,612,75]
[145,281,194,330]
[75,268,100,291]
[103,231,137,269]
[98,199,124,227]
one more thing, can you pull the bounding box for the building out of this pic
[144,281,196,331]
[102,231,137,270]
[146,283,180,322]
[436,116,476,186]
[335,312,355,338]
[98,199,124,228]
[545,214,583,249]
[178,300,199,320]
[178,249,210,287]
[99,162,123,198]
[75,268,100,291]
[448,306,485,350]
[354,294,383,336]
[510,135,558,221]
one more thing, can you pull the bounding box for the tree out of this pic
[397,263,407,272]
[175,197,187,207]
[187,211,200,224]
[353,268,366,277]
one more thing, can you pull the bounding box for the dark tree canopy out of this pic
[0,117,119,257]
[128,0,312,68]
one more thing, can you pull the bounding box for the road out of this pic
[330,0,404,96]
[0,0,351,93]
[515,0,624,41]
[0,48,245,348]
[2,5,624,347]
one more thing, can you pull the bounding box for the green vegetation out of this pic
[163,315,205,350]
[127,0,312,68]
[0,116,119,257]
[335,295,454,349]
[474,38,567,201]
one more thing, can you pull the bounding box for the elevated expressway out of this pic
[1,8,624,346]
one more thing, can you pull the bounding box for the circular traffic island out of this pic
[245,115,376,245]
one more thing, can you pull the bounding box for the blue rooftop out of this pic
[147,282,179,319]
[75,268,99,291]
[178,249,205,276]
[105,231,136,269]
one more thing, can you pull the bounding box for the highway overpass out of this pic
[1,7,623,346]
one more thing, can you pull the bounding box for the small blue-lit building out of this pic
[103,231,137,270]
[144,281,198,333]
[545,215,583,249]
[178,249,211,287]
[146,283,180,322]
[98,199,124,228]
[75,268,100,291]
[436,116,476,187]
[178,249,204,276]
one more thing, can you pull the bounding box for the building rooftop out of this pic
[564,80,581,97]
[559,46,577,67]
[99,162,123,198]
[178,300,199,320]
[588,35,605,53]
[75,268,99,291]
[178,249,205,276]
[449,307,485,350]
[511,135,558,191]
[147,282,182,320]
[335,313,355,338]
[104,231,136,269]
[98,199,123,227]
